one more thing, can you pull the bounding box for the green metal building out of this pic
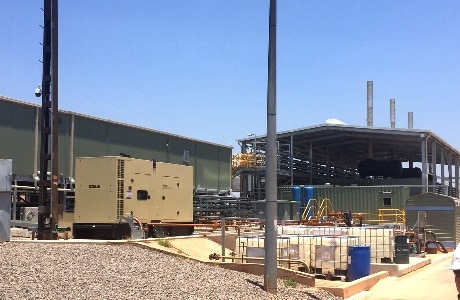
[406,193,460,248]
[0,96,231,190]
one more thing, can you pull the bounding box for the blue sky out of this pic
[2,1,460,152]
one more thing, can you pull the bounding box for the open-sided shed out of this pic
[236,124,460,199]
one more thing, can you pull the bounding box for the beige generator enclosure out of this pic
[72,156,194,239]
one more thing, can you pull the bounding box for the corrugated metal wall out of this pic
[279,185,411,220]
[0,97,231,190]
[0,100,37,173]
[313,186,411,216]
[406,193,458,248]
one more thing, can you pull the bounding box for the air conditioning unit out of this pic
[20,207,39,223]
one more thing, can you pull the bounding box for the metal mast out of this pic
[264,0,277,294]
[38,0,59,240]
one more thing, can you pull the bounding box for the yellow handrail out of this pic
[377,208,406,225]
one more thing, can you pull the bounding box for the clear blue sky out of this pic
[2,1,460,152]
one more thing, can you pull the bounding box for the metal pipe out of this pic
[221,217,225,262]
[218,255,310,273]
[11,185,73,192]
[12,176,17,221]
[145,222,241,236]
[367,81,373,127]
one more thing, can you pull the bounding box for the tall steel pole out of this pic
[38,0,59,240]
[264,0,277,294]
[51,0,59,237]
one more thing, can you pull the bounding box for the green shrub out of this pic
[283,279,297,288]
[158,239,171,247]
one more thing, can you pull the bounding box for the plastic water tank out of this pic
[292,186,301,202]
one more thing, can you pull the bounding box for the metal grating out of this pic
[116,159,125,219]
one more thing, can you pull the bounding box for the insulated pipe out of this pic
[367,81,373,127]
[390,99,396,128]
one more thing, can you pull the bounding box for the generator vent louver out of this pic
[116,159,125,219]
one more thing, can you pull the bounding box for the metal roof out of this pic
[0,95,231,149]
[237,124,460,167]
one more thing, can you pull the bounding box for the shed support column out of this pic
[455,156,460,197]
[431,141,437,193]
[367,139,374,159]
[421,136,428,194]
[309,142,313,185]
[448,151,453,197]
[290,135,294,185]
[441,148,446,195]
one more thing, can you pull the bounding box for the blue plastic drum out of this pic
[348,245,370,281]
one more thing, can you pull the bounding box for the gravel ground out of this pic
[0,241,343,300]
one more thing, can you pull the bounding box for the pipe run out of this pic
[145,222,241,236]
[214,255,310,273]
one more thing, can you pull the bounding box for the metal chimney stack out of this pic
[408,112,413,129]
[390,99,396,128]
[367,81,373,127]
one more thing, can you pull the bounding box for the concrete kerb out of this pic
[317,271,389,299]
[213,262,316,287]
[316,253,453,299]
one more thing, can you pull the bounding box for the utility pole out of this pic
[264,0,277,294]
[37,0,59,240]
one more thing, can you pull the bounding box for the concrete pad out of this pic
[370,256,431,277]
[317,271,389,299]
[137,235,233,262]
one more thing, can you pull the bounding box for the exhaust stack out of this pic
[408,112,413,129]
[367,81,373,127]
[390,99,396,128]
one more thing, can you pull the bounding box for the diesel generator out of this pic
[68,156,194,239]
